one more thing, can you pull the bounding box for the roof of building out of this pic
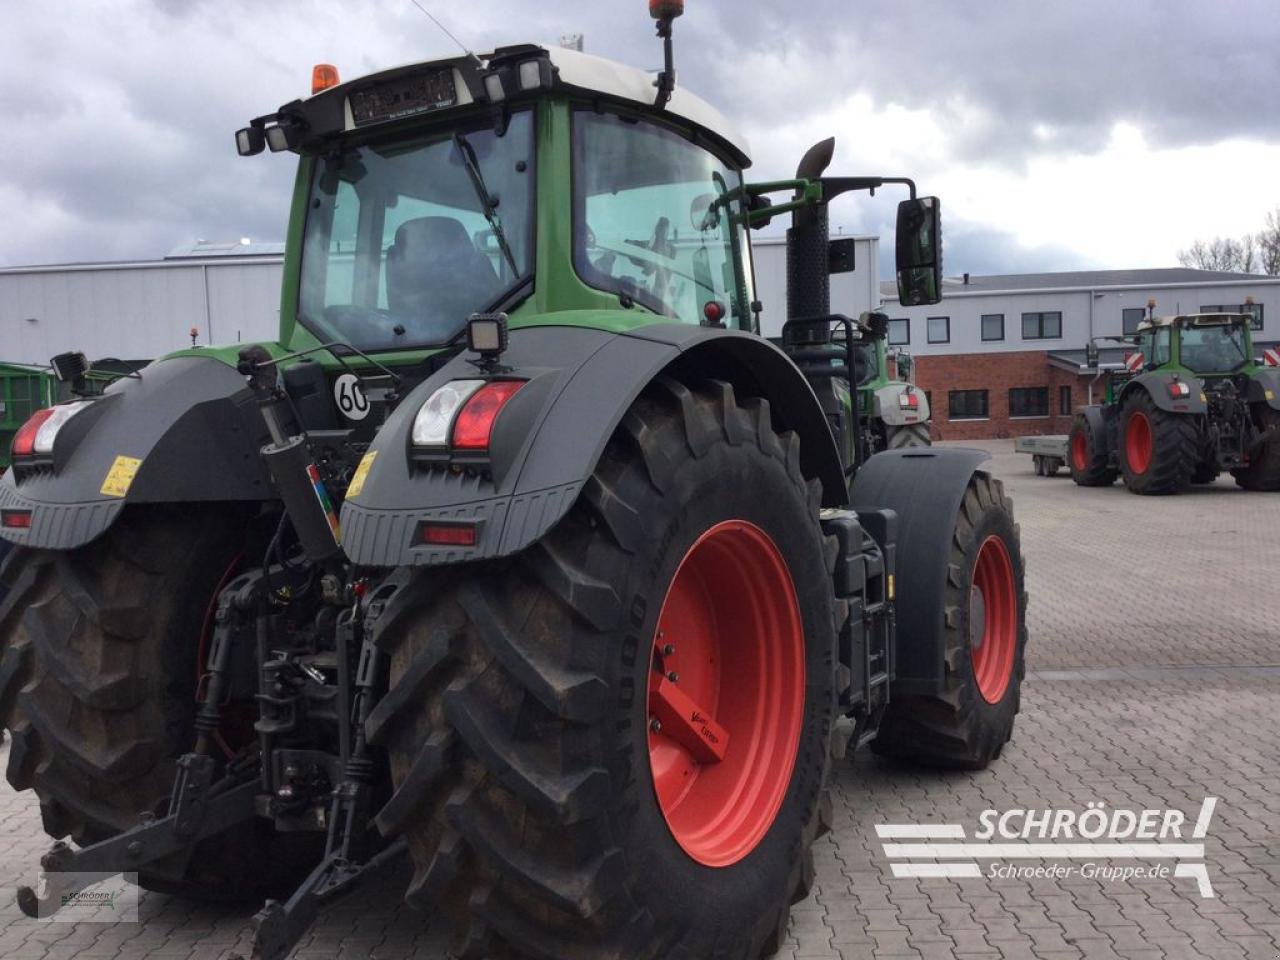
[880,268,1279,298]
[165,240,286,259]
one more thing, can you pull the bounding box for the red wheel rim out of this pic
[1125,411,1153,474]
[969,535,1017,704]
[1071,431,1088,472]
[647,520,805,867]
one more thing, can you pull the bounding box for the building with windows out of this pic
[879,269,1280,439]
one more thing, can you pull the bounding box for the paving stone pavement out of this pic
[0,439,1277,959]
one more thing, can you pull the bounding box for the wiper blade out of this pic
[453,133,520,279]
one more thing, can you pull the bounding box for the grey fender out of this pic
[1119,372,1207,415]
[1246,368,1280,410]
[1078,403,1115,455]
[0,356,274,550]
[340,323,845,567]
[872,383,930,427]
[849,446,992,695]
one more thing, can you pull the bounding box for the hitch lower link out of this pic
[16,569,405,960]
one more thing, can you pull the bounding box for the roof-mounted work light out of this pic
[235,126,265,156]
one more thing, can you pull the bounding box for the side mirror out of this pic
[1085,340,1099,369]
[895,196,942,306]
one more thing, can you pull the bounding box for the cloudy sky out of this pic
[2,0,1278,276]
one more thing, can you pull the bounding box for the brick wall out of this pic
[914,350,1087,441]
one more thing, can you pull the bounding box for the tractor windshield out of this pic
[297,110,534,351]
[572,109,754,328]
[1180,322,1250,374]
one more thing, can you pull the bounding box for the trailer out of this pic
[1015,435,1069,476]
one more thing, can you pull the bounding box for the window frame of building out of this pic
[981,313,1005,341]
[1058,384,1072,416]
[1122,307,1146,336]
[1201,303,1264,331]
[948,389,989,420]
[1009,386,1050,418]
[1021,310,1063,340]
[888,318,911,345]
[926,316,950,344]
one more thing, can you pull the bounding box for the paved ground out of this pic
[1,439,1277,959]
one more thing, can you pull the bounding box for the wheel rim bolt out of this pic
[667,671,679,683]
[650,718,662,733]
[663,644,675,656]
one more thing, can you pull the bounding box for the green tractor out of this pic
[0,6,1027,959]
[786,310,930,457]
[1069,306,1280,494]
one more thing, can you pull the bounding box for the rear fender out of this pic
[1119,373,1207,414]
[873,383,930,427]
[1246,368,1280,410]
[849,447,991,695]
[0,356,274,550]
[340,324,845,567]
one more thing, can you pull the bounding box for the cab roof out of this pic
[287,45,751,168]
[1137,312,1253,331]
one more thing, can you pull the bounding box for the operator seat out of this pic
[385,216,501,339]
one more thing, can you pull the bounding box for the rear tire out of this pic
[886,423,931,449]
[368,379,839,960]
[1232,405,1280,491]
[1119,391,1197,495]
[870,473,1027,770]
[1068,414,1117,486]
[0,507,317,901]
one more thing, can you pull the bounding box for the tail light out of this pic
[1167,381,1191,399]
[12,402,93,458]
[412,380,526,452]
[452,382,525,450]
[898,392,920,409]
[12,408,56,457]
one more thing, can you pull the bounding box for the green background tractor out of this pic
[0,7,1027,959]
[1069,309,1280,494]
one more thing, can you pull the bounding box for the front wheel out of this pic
[870,473,1027,769]
[370,379,838,960]
[1068,414,1117,486]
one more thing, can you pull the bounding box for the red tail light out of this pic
[452,381,526,450]
[12,408,56,457]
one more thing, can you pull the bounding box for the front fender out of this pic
[1119,372,1207,414]
[0,356,274,550]
[850,447,991,694]
[340,324,845,567]
[1247,368,1280,410]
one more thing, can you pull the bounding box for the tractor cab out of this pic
[1132,312,1257,378]
[238,43,763,362]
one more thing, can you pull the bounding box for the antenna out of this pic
[407,0,483,66]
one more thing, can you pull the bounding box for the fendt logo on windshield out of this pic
[876,797,1218,897]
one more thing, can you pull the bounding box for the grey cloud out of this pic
[1,0,1275,269]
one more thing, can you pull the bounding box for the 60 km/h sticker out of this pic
[334,374,371,421]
